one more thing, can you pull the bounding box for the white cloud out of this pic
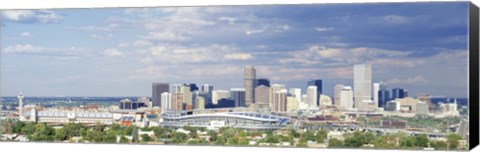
[314,27,334,32]
[142,44,252,64]
[278,45,409,65]
[2,10,62,23]
[388,75,429,84]
[245,29,265,35]
[133,40,154,47]
[103,48,124,58]
[91,34,103,40]
[3,44,45,53]
[19,32,32,37]
[143,31,189,41]
[224,53,253,60]
[218,17,237,24]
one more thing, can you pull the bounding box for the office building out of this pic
[416,102,429,115]
[256,78,270,87]
[152,83,169,108]
[319,94,333,107]
[194,96,206,110]
[255,85,270,105]
[212,90,229,105]
[308,79,323,106]
[189,83,199,92]
[353,64,372,103]
[307,86,318,108]
[230,88,246,107]
[244,66,256,106]
[378,89,390,108]
[340,86,353,110]
[417,93,434,111]
[180,84,193,110]
[392,88,405,100]
[333,84,345,106]
[286,96,299,112]
[18,92,24,121]
[355,100,376,112]
[217,99,235,108]
[201,84,214,104]
[272,89,287,112]
[269,84,286,106]
[288,88,302,105]
[161,92,172,113]
[171,92,184,112]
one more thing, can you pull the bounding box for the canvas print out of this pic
[0,2,472,151]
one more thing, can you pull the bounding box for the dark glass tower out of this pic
[255,78,270,87]
[378,89,390,108]
[391,88,405,100]
[152,82,169,108]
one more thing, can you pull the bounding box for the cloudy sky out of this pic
[0,2,470,97]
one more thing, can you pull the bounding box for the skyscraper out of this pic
[269,84,286,107]
[354,64,372,103]
[161,92,172,113]
[373,82,387,107]
[171,92,183,112]
[152,82,169,108]
[273,89,287,112]
[244,66,256,106]
[256,78,270,87]
[378,89,390,108]
[254,85,270,105]
[230,88,246,107]
[334,84,345,106]
[373,83,380,107]
[194,96,205,110]
[307,86,318,108]
[392,88,405,100]
[340,86,354,110]
[308,79,323,106]
[181,84,193,110]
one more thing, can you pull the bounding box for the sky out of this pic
[0,2,470,98]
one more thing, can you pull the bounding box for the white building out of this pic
[288,88,302,105]
[161,92,172,113]
[354,64,372,103]
[334,84,345,107]
[340,86,354,110]
[269,84,286,106]
[373,83,380,107]
[212,90,229,105]
[307,86,318,108]
[272,89,287,112]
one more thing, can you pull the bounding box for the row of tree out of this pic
[328,130,465,150]
[0,119,466,150]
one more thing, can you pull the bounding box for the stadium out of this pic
[161,112,290,130]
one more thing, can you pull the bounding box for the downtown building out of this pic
[244,66,256,106]
[353,64,372,107]
[152,82,169,108]
[230,88,246,107]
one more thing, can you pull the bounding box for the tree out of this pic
[328,138,343,148]
[288,129,300,138]
[103,129,117,143]
[119,136,130,143]
[21,122,37,135]
[315,129,328,143]
[141,134,152,142]
[446,133,463,150]
[54,128,67,141]
[430,140,447,150]
[414,134,429,148]
[372,135,396,149]
[12,120,25,134]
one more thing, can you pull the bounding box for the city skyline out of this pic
[1,3,469,97]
